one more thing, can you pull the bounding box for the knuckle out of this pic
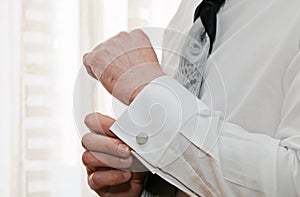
[91,51,99,63]
[84,112,104,132]
[82,151,91,166]
[111,172,123,185]
[105,39,117,50]
[91,172,104,187]
[116,158,123,167]
[96,48,108,57]
[94,49,114,67]
[84,114,92,126]
[89,174,98,189]
[117,31,129,38]
[84,113,98,127]
[85,66,93,76]
[132,28,149,40]
[83,52,91,66]
[118,158,131,168]
[81,133,93,148]
[132,28,144,35]
[84,52,97,68]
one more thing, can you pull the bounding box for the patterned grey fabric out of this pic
[174,18,210,98]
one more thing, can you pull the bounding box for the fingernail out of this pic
[123,171,131,179]
[118,144,130,156]
[120,157,132,166]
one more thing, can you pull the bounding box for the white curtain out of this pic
[0,0,21,196]
[0,0,181,196]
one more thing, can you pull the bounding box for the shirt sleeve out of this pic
[110,71,300,196]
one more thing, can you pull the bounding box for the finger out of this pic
[82,133,131,157]
[84,113,116,137]
[82,150,133,169]
[84,64,98,80]
[85,38,125,79]
[129,154,149,173]
[82,51,110,80]
[88,170,132,191]
[130,29,151,43]
[83,52,99,79]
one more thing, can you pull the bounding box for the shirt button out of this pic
[136,132,148,145]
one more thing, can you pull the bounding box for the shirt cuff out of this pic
[110,75,210,167]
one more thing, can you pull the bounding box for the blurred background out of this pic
[0,0,181,196]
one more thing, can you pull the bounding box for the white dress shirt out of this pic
[110,0,300,196]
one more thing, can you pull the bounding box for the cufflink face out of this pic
[136,132,149,145]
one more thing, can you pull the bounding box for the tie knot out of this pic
[194,0,225,22]
[194,0,226,53]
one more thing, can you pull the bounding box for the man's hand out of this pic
[83,29,164,105]
[82,113,148,197]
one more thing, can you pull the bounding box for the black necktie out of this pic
[194,0,225,53]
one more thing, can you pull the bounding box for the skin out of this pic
[82,29,189,196]
[82,29,162,196]
[82,29,164,105]
[82,113,148,197]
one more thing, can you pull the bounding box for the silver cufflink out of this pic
[136,132,148,145]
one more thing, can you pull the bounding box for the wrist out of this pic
[112,63,164,105]
[128,72,164,104]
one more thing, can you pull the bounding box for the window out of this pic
[0,0,181,196]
